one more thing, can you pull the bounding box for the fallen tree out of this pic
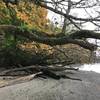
[0,25,99,51]
[1,0,100,51]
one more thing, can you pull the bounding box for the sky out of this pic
[47,10,97,30]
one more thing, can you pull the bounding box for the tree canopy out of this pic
[0,0,49,31]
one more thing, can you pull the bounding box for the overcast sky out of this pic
[47,10,97,30]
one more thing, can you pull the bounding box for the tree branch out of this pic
[37,2,100,22]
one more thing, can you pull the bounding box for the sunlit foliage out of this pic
[0,0,49,31]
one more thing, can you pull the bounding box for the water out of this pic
[79,38,100,73]
[80,63,100,73]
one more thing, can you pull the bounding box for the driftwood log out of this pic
[0,65,80,80]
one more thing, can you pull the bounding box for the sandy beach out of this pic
[0,70,100,100]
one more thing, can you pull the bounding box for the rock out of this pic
[0,71,100,100]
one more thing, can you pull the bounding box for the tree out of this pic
[0,0,52,67]
[1,0,100,79]
[35,0,100,30]
[0,0,49,31]
[1,0,100,51]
